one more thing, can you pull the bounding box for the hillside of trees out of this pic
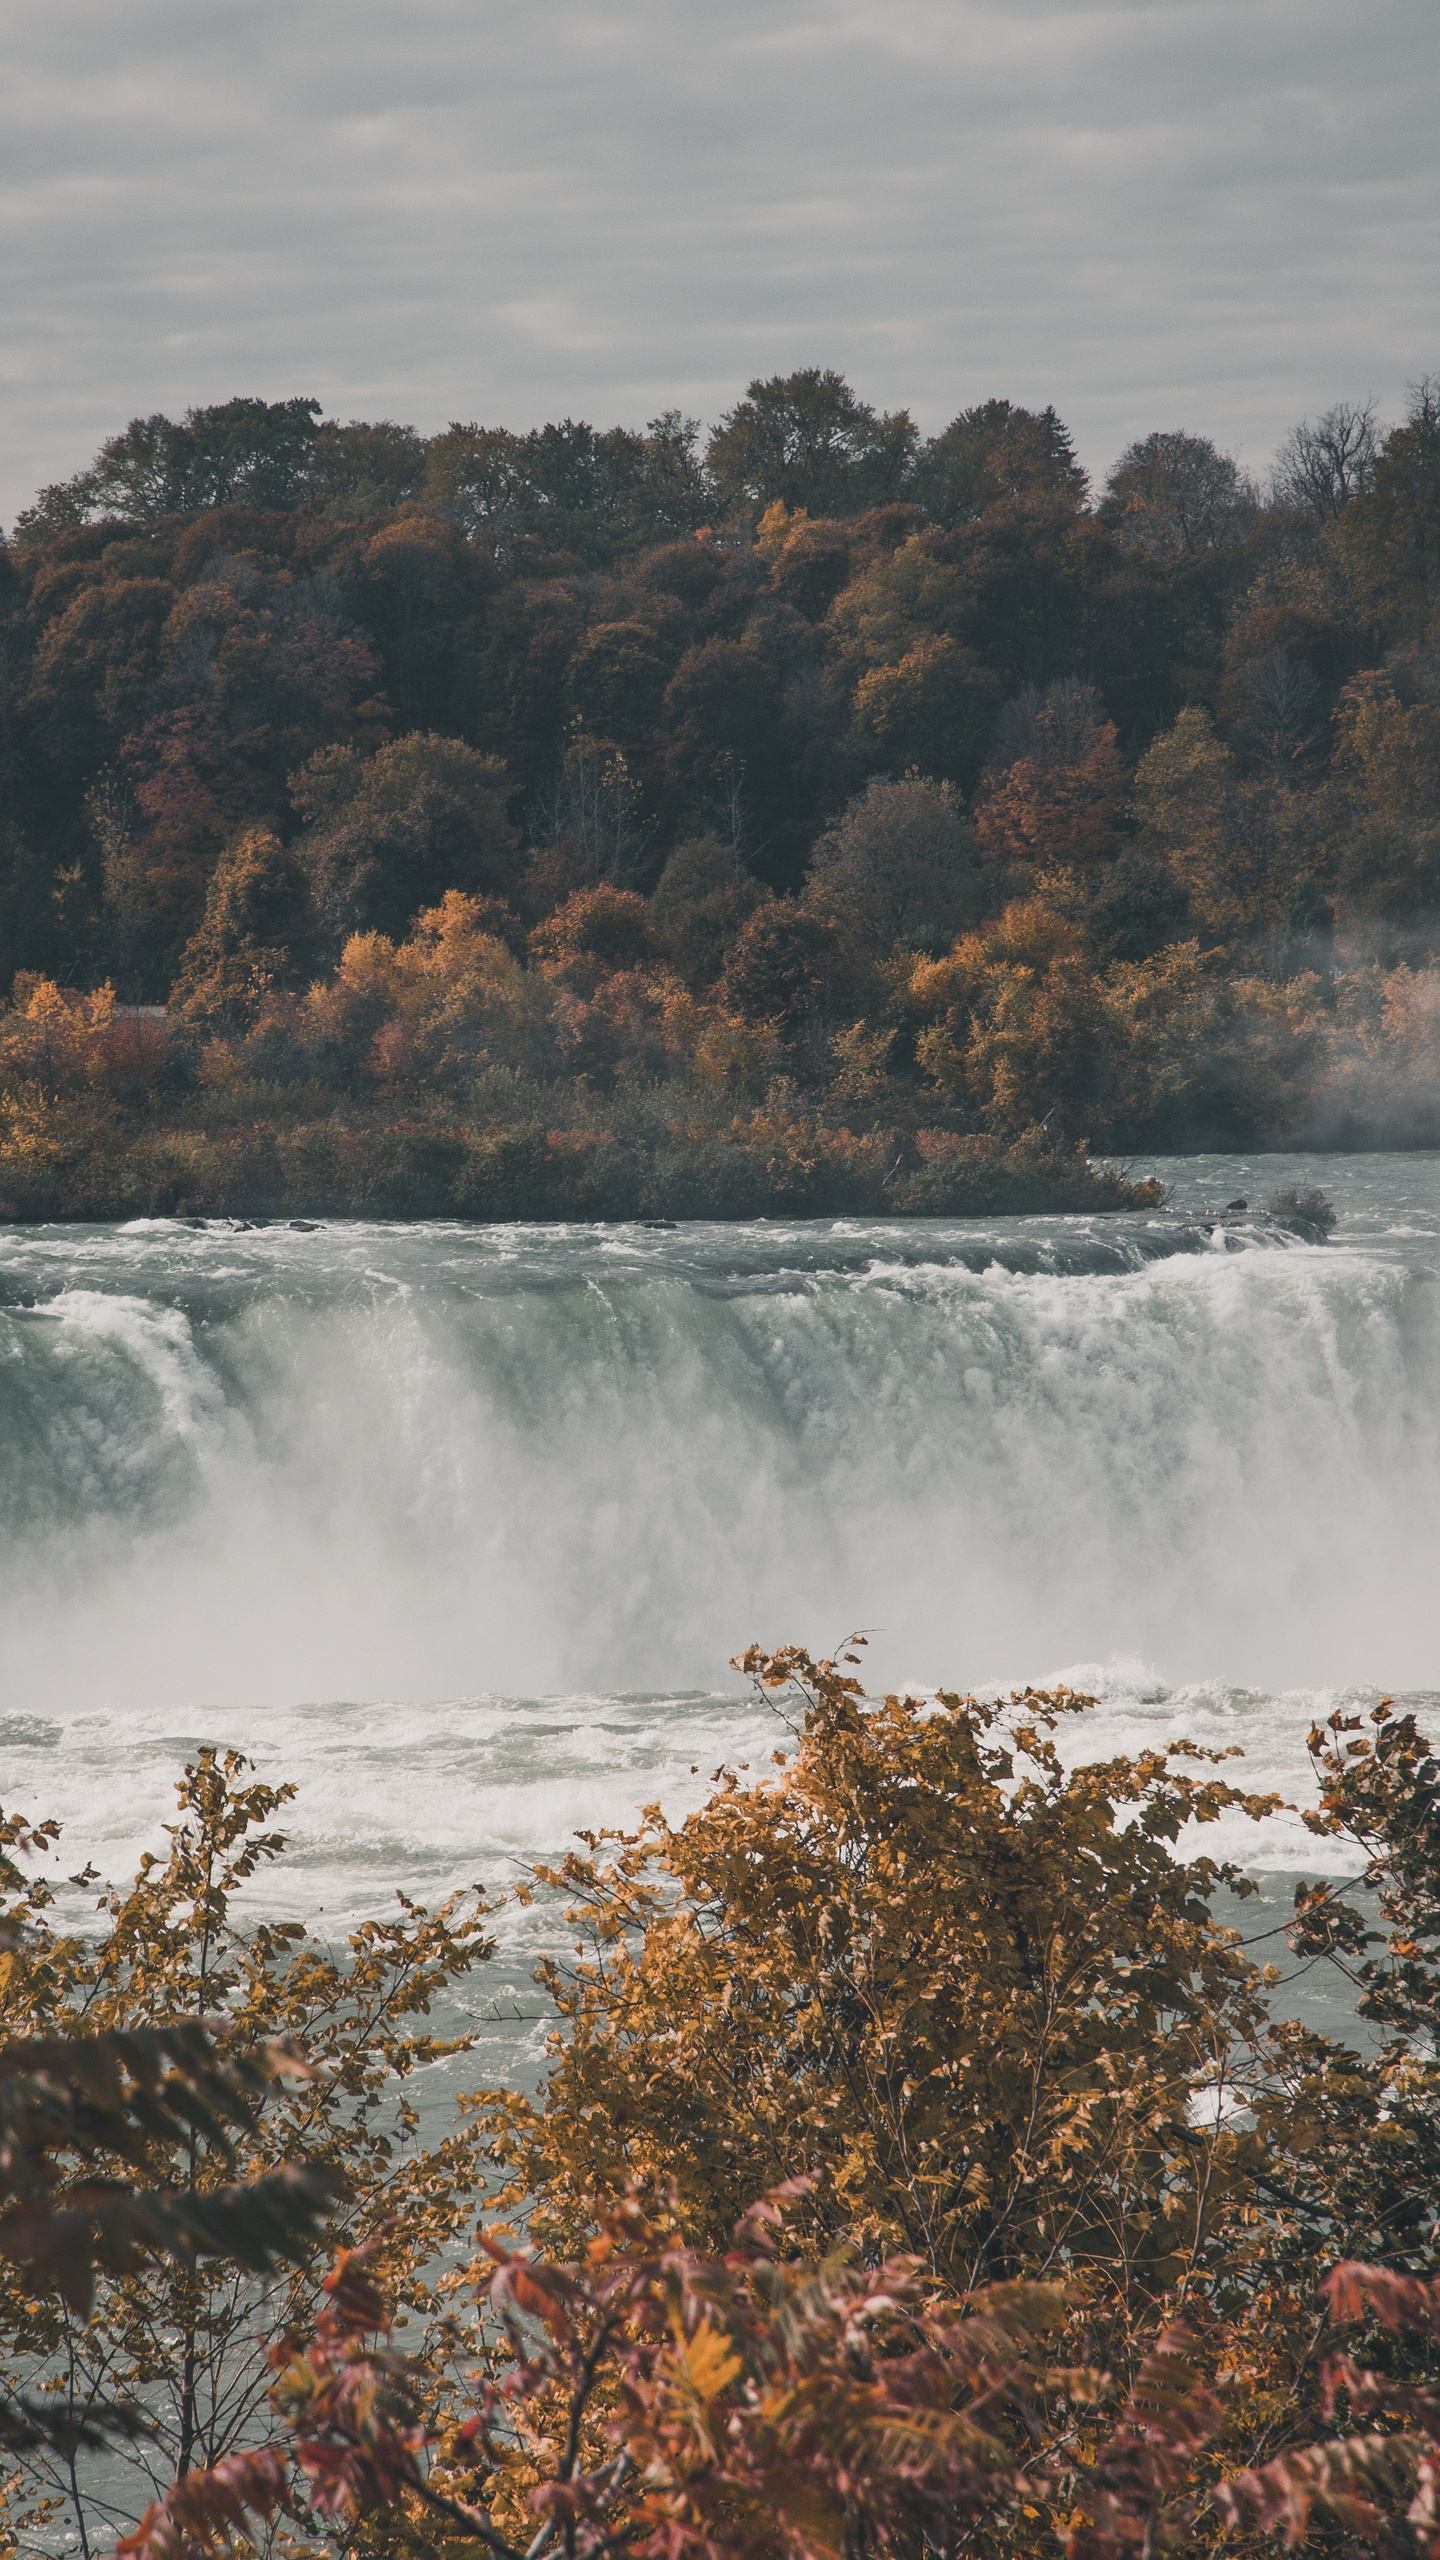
[2,370,1439,1218]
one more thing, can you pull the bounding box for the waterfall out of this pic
[2,1165,1436,1916]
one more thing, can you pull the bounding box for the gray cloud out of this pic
[1,0,1436,523]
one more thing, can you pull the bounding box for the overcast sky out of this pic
[2,0,1437,526]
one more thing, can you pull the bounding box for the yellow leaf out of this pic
[669,2316,742,2406]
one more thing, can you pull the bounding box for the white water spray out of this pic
[0,1155,1436,1916]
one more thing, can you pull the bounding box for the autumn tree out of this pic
[1103,431,1260,558]
[22,576,172,798]
[38,1668,1440,2560]
[0,1751,495,2550]
[852,633,1001,789]
[529,884,653,987]
[832,508,1101,713]
[706,371,917,520]
[718,903,853,1059]
[566,618,678,752]
[1338,378,1440,639]
[0,1940,339,2557]
[1131,704,1313,944]
[424,415,709,565]
[911,399,1088,526]
[910,900,1149,1141]
[291,731,520,946]
[346,507,497,733]
[538,726,652,889]
[92,547,386,988]
[171,827,317,1035]
[649,835,764,986]
[764,513,860,619]
[660,635,806,871]
[1271,398,1379,522]
[17,399,325,535]
[311,416,428,514]
[16,398,431,538]
[449,1657,1440,2556]
[1328,666,1440,914]
[806,772,983,952]
[120,2197,1183,2560]
[1224,645,1325,769]
[475,1643,1277,2302]
[1083,844,1193,966]
[974,678,1126,873]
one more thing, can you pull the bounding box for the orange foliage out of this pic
[529,885,653,989]
[974,722,1125,870]
[121,2204,1229,2560]
[0,977,170,1094]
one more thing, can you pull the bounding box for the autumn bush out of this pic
[475,1648,1282,2303]
[0,1752,495,2551]
[3,1650,1437,2554]
[0,941,1165,1220]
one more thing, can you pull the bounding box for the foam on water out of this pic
[0,1151,1437,1932]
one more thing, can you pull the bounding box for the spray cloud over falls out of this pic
[2,1183,1438,1704]
[2,1158,1438,1911]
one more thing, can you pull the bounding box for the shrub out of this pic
[0,1752,494,2546]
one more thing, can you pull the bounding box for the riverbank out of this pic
[0,1085,1162,1221]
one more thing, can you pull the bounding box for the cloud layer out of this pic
[2,0,1436,522]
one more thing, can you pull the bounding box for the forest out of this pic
[2,369,1439,1218]
[8,1645,1440,2559]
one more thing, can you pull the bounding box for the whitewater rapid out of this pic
[2,1152,1438,1953]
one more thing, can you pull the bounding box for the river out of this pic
[1,1149,1437,2064]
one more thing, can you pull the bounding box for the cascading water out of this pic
[2,1151,1438,1956]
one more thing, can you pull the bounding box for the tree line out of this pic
[2,369,1439,1217]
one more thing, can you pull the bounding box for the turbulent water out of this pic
[2,1151,1439,2031]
